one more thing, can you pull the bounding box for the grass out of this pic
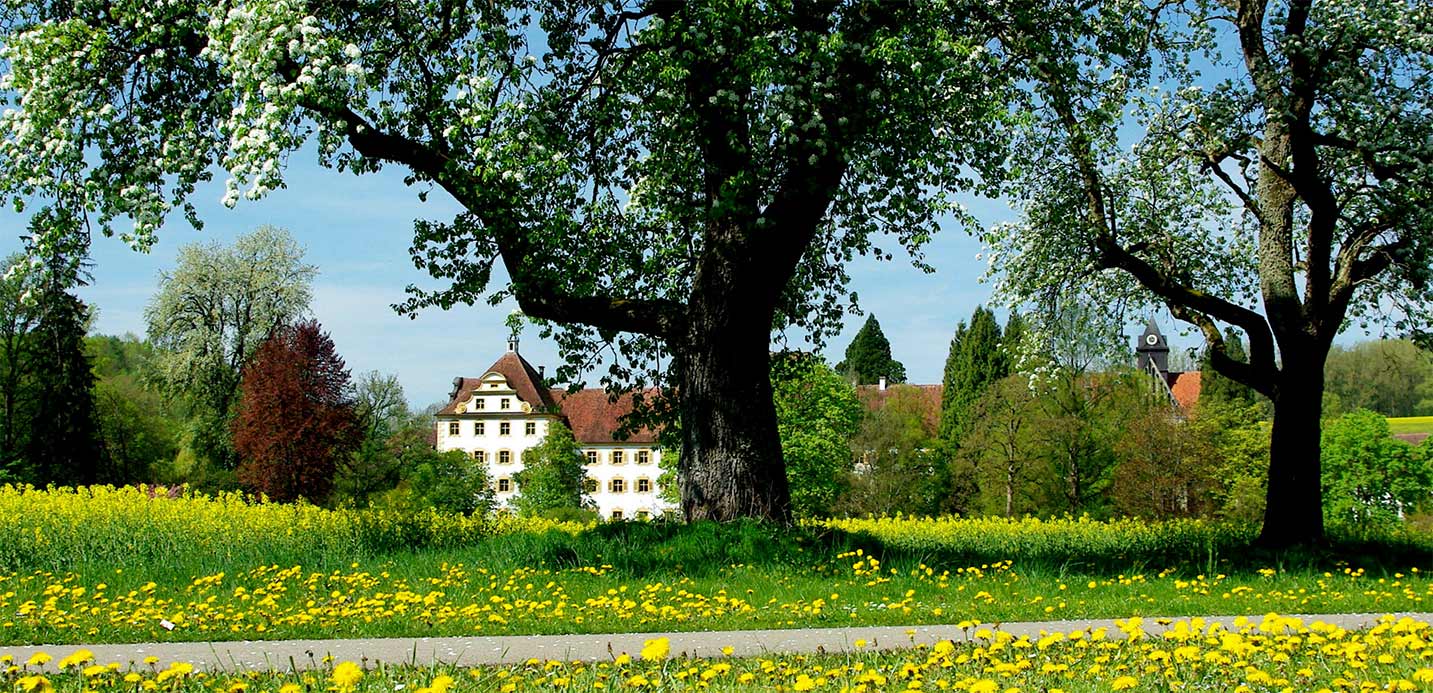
[1389,416,1433,436]
[4,485,1433,647]
[7,614,1433,692]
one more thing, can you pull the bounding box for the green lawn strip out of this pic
[1388,416,1433,435]
[2,552,1430,646]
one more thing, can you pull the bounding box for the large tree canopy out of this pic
[984,0,1433,546]
[0,0,1010,520]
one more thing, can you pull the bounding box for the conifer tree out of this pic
[836,315,907,385]
[24,284,102,485]
[512,421,592,517]
[939,307,1007,447]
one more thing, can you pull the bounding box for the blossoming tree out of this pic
[0,1,1009,521]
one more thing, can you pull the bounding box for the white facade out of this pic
[435,363,674,520]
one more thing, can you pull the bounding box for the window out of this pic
[447,422,460,435]
[498,450,512,465]
[525,422,536,436]
[500,398,511,410]
[497,478,511,493]
[636,478,652,494]
[609,478,626,493]
[583,477,598,493]
[475,399,486,410]
[636,510,651,520]
[637,450,651,465]
[474,450,486,464]
[611,509,624,521]
[500,422,511,436]
[585,451,598,466]
[474,422,485,435]
[612,451,625,465]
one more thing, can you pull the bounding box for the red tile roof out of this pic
[855,384,943,432]
[436,350,557,415]
[551,388,661,445]
[1170,371,1202,410]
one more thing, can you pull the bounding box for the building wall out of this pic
[435,405,672,519]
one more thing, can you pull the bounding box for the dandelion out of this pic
[26,653,51,667]
[332,662,363,691]
[1111,675,1139,690]
[640,637,670,661]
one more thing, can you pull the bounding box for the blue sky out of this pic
[0,154,1189,409]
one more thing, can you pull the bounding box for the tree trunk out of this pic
[1257,359,1327,548]
[675,292,791,523]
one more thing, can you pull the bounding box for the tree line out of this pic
[769,309,1433,528]
[0,228,507,514]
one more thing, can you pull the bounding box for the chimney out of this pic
[538,365,546,380]
[507,337,519,353]
[878,376,887,391]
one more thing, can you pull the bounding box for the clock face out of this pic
[1145,334,1160,346]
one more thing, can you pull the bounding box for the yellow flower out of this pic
[614,654,631,666]
[17,676,51,693]
[26,653,52,667]
[332,661,363,690]
[1415,669,1433,684]
[969,680,998,693]
[58,650,94,669]
[1111,676,1139,690]
[640,637,670,661]
[721,646,734,656]
[793,674,817,691]
[429,675,455,693]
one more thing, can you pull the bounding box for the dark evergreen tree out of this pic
[1003,310,1028,371]
[939,306,1008,447]
[836,315,907,385]
[24,285,102,485]
[1201,328,1257,409]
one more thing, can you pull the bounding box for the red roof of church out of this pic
[1170,371,1202,410]
[436,350,558,416]
[550,388,661,444]
[435,347,660,444]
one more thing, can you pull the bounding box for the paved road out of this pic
[4,612,1430,673]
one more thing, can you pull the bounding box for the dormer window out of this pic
[500,398,511,410]
[475,399,486,410]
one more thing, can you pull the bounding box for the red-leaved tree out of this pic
[232,320,361,503]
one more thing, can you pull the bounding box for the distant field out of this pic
[1388,416,1433,435]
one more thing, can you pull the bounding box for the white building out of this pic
[434,340,674,520]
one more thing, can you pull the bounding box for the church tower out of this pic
[1135,319,1170,374]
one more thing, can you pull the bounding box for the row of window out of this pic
[493,476,655,494]
[584,450,653,466]
[446,421,538,436]
[470,397,513,411]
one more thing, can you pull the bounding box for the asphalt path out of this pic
[4,612,1431,673]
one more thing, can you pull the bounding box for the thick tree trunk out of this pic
[1257,359,1327,548]
[675,294,791,523]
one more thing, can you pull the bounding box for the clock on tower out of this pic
[1135,320,1170,374]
